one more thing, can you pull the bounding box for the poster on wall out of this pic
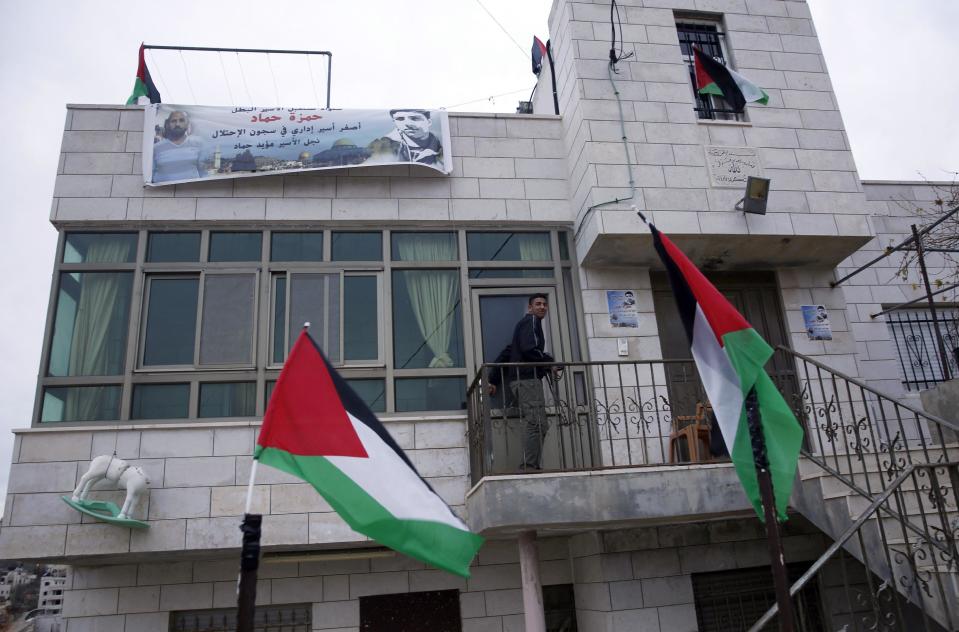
[607,290,639,328]
[142,104,452,185]
[802,305,833,341]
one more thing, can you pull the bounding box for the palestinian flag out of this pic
[255,330,483,577]
[693,46,768,111]
[126,44,161,105]
[532,36,547,75]
[652,226,802,521]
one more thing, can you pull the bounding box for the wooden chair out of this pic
[669,403,712,463]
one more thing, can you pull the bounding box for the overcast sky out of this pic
[0,0,955,505]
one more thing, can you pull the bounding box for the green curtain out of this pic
[518,233,551,261]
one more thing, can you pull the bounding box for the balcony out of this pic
[462,357,797,534]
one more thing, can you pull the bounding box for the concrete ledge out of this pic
[465,463,754,535]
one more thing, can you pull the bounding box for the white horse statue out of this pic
[72,455,150,520]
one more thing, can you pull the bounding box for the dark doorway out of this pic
[652,272,798,421]
[360,589,461,632]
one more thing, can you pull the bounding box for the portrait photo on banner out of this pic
[142,104,452,185]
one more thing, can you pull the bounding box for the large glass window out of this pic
[199,382,256,418]
[344,275,379,362]
[346,379,386,413]
[209,232,261,262]
[288,273,341,363]
[199,274,256,365]
[391,232,457,261]
[63,233,137,264]
[48,272,133,376]
[41,386,121,423]
[142,277,199,366]
[395,377,465,412]
[467,232,551,261]
[392,270,464,369]
[271,232,323,262]
[131,383,190,419]
[147,232,200,262]
[331,232,382,261]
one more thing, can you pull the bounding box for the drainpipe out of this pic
[518,531,547,632]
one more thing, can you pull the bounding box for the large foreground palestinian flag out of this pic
[256,330,483,577]
[694,46,768,112]
[652,226,802,521]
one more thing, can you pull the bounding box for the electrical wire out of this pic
[236,52,254,105]
[473,0,529,61]
[178,50,198,103]
[608,0,634,71]
[146,49,172,100]
[443,87,531,110]
[306,54,322,109]
[266,52,281,106]
[217,52,236,106]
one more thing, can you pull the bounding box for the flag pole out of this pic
[745,389,796,632]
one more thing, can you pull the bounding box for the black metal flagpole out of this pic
[237,454,263,631]
[745,389,796,632]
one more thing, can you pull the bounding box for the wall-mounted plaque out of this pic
[705,145,765,188]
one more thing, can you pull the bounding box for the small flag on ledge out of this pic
[531,36,547,76]
[255,330,484,577]
[693,46,768,111]
[126,43,161,105]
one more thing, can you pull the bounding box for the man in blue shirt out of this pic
[152,110,205,183]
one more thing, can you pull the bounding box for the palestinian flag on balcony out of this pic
[255,329,483,577]
[693,46,768,112]
[651,225,802,521]
[126,44,161,105]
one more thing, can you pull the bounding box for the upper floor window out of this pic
[676,19,743,122]
[885,307,959,391]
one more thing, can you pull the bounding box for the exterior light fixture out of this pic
[736,176,770,215]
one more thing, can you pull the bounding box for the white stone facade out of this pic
[1,0,951,630]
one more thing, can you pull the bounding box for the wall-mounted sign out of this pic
[705,145,764,188]
[802,304,833,341]
[607,290,639,328]
[142,104,452,185]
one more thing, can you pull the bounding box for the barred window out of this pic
[171,604,310,631]
[885,308,959,391]
[676,20,743,121]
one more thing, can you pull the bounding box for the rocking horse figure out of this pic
[64,455,151,527]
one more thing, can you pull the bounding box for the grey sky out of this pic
[0,0,955,504]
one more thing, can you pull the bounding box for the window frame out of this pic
[675,15,746,122]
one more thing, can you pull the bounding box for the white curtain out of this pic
[518,233,551,261]
[398,234,459,368]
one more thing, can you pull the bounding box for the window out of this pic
[142,277,199,366]
[395,377,465,412]
[544,584,578,632]
[41,386,121,422]
[131,383,190,420]
[392,232,458,261]
[199,382,256,418]
[885,308,959,391]
[271,232,323,262]
[331,231,382,261]
[392,270,464,370]
[171,604,311,631]
[467,231,551,261]
[360,590,459,631]
[676,19,743,121]
[147,232,200,262]
[63,232,136,263]
[209,232,261,262]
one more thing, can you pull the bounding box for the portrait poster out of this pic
[142,104,452,185]
[607,290,639,328]
[802,305,833,341]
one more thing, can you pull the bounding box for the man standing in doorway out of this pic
[510,293,555,470]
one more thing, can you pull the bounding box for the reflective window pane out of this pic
[391,232,457,261]
[48,272,132,376]
[199,274,256,365]
[466,232,551,261]
[209,232,261,262]
[63,233,137,264]
[289,273,340,363]
[131,383,190,419]
[272,276,287,364]
[147,232,201,262]
[41,386,121,422]
[395,377,465,412]
[345,379,386,413]
[143,277,199,366]
[199,382,256,418]
[331,232,381,261]
[468,268,553,279]
[271,232,323,262]
[344,276,378,361]
[392,270,464,369]
[558,232,571,260]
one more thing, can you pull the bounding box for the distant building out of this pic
[38,567,67,614]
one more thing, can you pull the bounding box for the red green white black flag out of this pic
[126,44,161,105]
[693,46,768,112]
[255,330,484,577]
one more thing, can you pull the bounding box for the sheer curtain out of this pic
[518,233,551,261]
[398,235,459,368]
[64,239,133,420]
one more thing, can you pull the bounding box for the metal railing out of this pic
[885,309,959,391]
[749,463,959,632]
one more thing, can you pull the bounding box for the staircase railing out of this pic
[749,462,959,632]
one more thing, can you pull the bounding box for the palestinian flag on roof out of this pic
[531,36,547,75]
[255,330,483,577]
[693,46,768,111]
[652,226,802,521]
[126,43,161,105]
